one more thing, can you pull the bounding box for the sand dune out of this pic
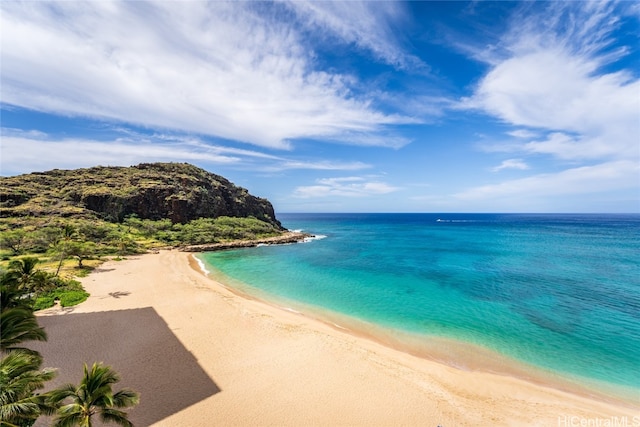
[33,250,638,426]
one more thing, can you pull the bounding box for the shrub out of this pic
[33,294,57,310]
[58,290,89,307]
[32,278,87,310]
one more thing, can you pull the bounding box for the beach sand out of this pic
[33,250,639,426]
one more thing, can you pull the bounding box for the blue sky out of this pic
[1,1,639,213]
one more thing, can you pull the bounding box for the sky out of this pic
[1,1,639,213]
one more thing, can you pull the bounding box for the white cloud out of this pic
[324,132,413,149]
[455,160,639,201]
[0,1,412,150]
[507,129,538,139]
[452,2,640,212]
[276,160,369,172]
[469,50,638,151]
[463,2,639,163]
[0,135,239,175]
[491,159,530,172]
[0,129,370,176]
[293,176,399,198]
[281,0,424,70]
[522,132,613,160]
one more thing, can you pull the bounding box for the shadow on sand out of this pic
[32,307,220,426]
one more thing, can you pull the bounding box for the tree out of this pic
[48,363,139,427]
[54,225,77,277]
[0,308,47,353]
[1,268,47,355]
[65,242,96,268]
[31,227,65,254]
[0,350,57,426]
[7,258,40,292]
[0,230,27,255]
[27,271,58,295]
[0,275,54,426]
[1,273,32,311]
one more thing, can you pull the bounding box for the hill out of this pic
[0,162,309,259]
[0,162,283,228]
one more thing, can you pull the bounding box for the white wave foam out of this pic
[303,234,327,242]
[192,255,210,275]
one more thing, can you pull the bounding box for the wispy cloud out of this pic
[455,160,639,201]
[0,1,412,150]
[410,159,639,211]
[491,159,529,173]
[275,160,369,172]
[507,129,538,139]
[0,129,370,176]
[282,0,424,71]
[293,176,399,198]
[463,2,639,163]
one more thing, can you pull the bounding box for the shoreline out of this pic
[179,231,313,252]
[34,250,639,426]
[192,253,640,410]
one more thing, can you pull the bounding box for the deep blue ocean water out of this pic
[200,213,640,397]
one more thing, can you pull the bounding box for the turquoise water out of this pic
[200,213,640,397]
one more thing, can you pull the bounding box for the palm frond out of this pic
[0,281,33,312]
[100,408,133,427]
[49,362,138,426]
[45,383,77,406]
[111,389,139,408]
[51,408,86,427]
[0,351,57,425]
[0,400,40,421]
[0,308,47,351]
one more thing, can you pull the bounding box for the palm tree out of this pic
[28,270,58,295]
[0,308,47,353]
[0,271,53,426]
[48,363,139,427]
[1,278,33,312]
[0,270,54,426]
[2,259,55,303]
[7,257,40,292]
[0,350,57,426]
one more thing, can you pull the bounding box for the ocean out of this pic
[198,213,640,401]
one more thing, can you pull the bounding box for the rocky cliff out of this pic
[0,163,283,228]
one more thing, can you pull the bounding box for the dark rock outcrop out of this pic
[0,163,283,229]
[179,231,314,252]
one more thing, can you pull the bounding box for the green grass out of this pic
[73,265,96,277]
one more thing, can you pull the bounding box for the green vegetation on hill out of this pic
[1,215,286,256]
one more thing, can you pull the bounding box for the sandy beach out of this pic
[33,250,639,426]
